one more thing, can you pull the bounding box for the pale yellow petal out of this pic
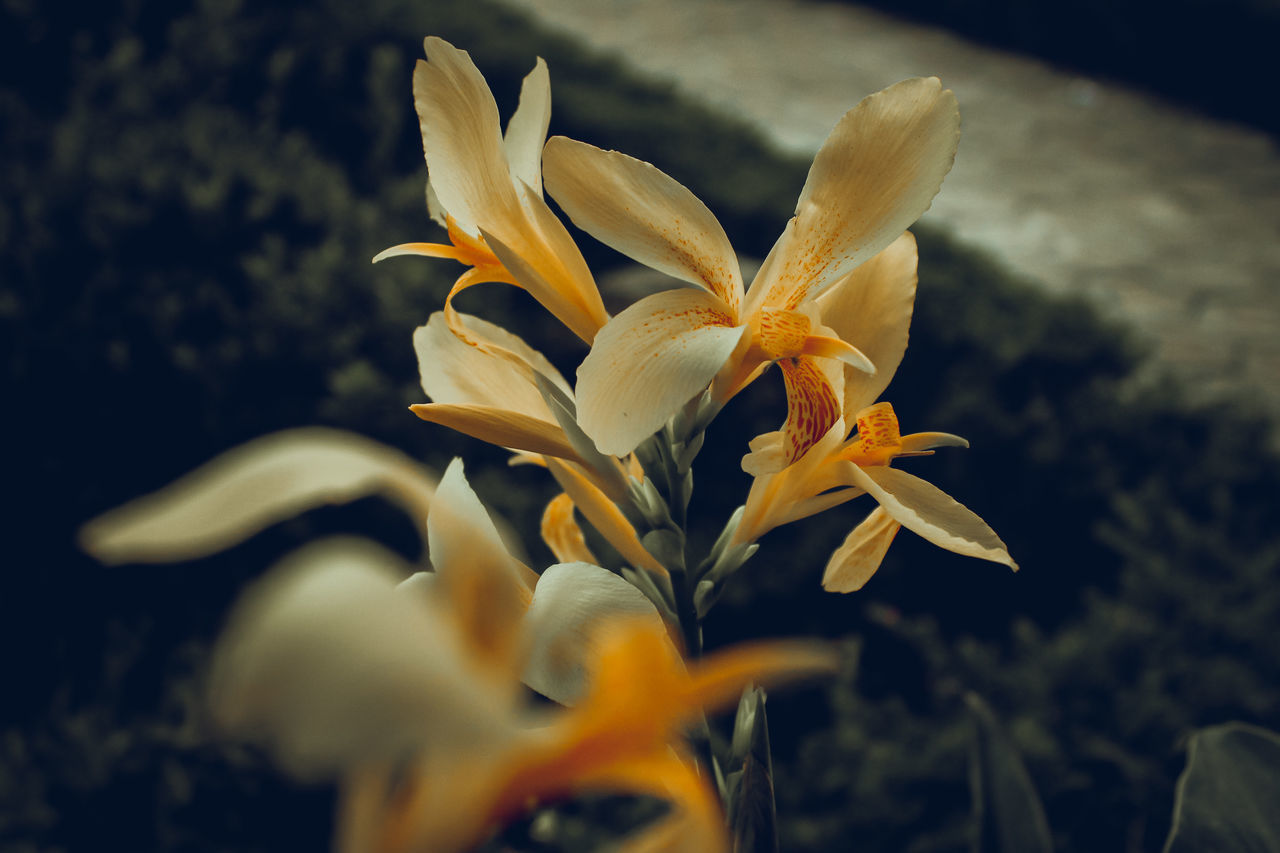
[816,232,918,416]
[900,431,969,453]
[844,465,1018,569]
[415,38,519,237]
[410,403,581,461]
[207,537,512,780]
[577,288,746,456]
[544,458,667,577]
[414,311,568,420]
[544,136,744,312]
[522,561,667,704]
[744,78,959,312]
[79,429,435,566]
[503,58,550,198]
[540,493,598,564]
[821,505,901,592]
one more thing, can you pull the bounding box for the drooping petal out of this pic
[541,493,599,565]
[207,537,513,780]
[544,136,744,313]
[415,38,521,238]
[544,458,667,577]
[522,561,668,704]
[428,460,537,683]
[577,288,747,456]
[744,78,959,313]
[414,311,569,418]
[816,232,918,416]
[740,356,842,475]
[79,429,436,566]
[843,464,1018,569]
[503,58,550,198]
[821,505,901,592]
[410,403,582,461]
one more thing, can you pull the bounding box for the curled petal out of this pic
[540,493,599,565]
[503,58,551,198]
[79,429,435,566]
[821,505,901,593]
[544,136,744,313]
[208,537,512,780]
[745,78,959,312]
[816,232,918,416]
[900,431,969,453]
[741,357,842,475]
[522,561,667,704]
[577,288,746,456]
[844,465,1018,569]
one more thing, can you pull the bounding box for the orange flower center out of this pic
[841,402,904,467]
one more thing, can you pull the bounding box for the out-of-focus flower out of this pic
[544,77,960,468]
[373,37,608,344]
[732,234,1016,590]
[207,461,836,853]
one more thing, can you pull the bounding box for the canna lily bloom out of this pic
[410,311,667,578]
[733,234,1017,591]
[206,474,836,853]
[543,76,960,468]
[373,37,608,344]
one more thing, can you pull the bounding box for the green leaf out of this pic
[727,686,778,853]
[966,692,1053,853]
[1163,722,1280,853]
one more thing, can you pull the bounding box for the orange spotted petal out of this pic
[741,356,842,475]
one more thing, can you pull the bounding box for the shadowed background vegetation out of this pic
[2,0,1278,850]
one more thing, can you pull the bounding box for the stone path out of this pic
[504,0,1280,422]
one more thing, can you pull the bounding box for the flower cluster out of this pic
[81,36,1015,853]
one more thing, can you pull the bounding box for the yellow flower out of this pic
[373,37,608,343]
[205,459,835,853]
[543,77,960,468]
[732,234,1017,591]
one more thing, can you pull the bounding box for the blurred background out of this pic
[2,0,1278,850]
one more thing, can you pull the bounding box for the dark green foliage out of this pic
[3,0,1278,851]
[819,0,1280,136]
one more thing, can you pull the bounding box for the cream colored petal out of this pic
[816,232,918,416]
[544,458,667,577]
[414,311,568,420]
[577,288,746,456]
[737,424,849,542]
[79,429,435,566]
[503,58,550,198]
[428,459,537,595]
[541,493,599,564]
[207,537,513,780]
[371,241,471,264]
[900,431,969,453]
[415,38,520,237]
[845,465,1017,569]
[410,403,581,462]
[522,561,666,704]
[821,505,901,593]
[744,79,959,312]
[544,136,744,313]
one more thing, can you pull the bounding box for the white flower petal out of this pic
[745,78,959,312]
[816,232,919,415]
[522,561,666,704]
[415,37,521,237]
[544,136,744,312]
[208,537,513,780]
[79,430,436,566]
[821,506,901,593]
[577,288,747,456]
[503,58,550,198]
[844,465,1017,569]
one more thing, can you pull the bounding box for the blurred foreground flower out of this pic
[373,37,608,344]
[544,77,960,468]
